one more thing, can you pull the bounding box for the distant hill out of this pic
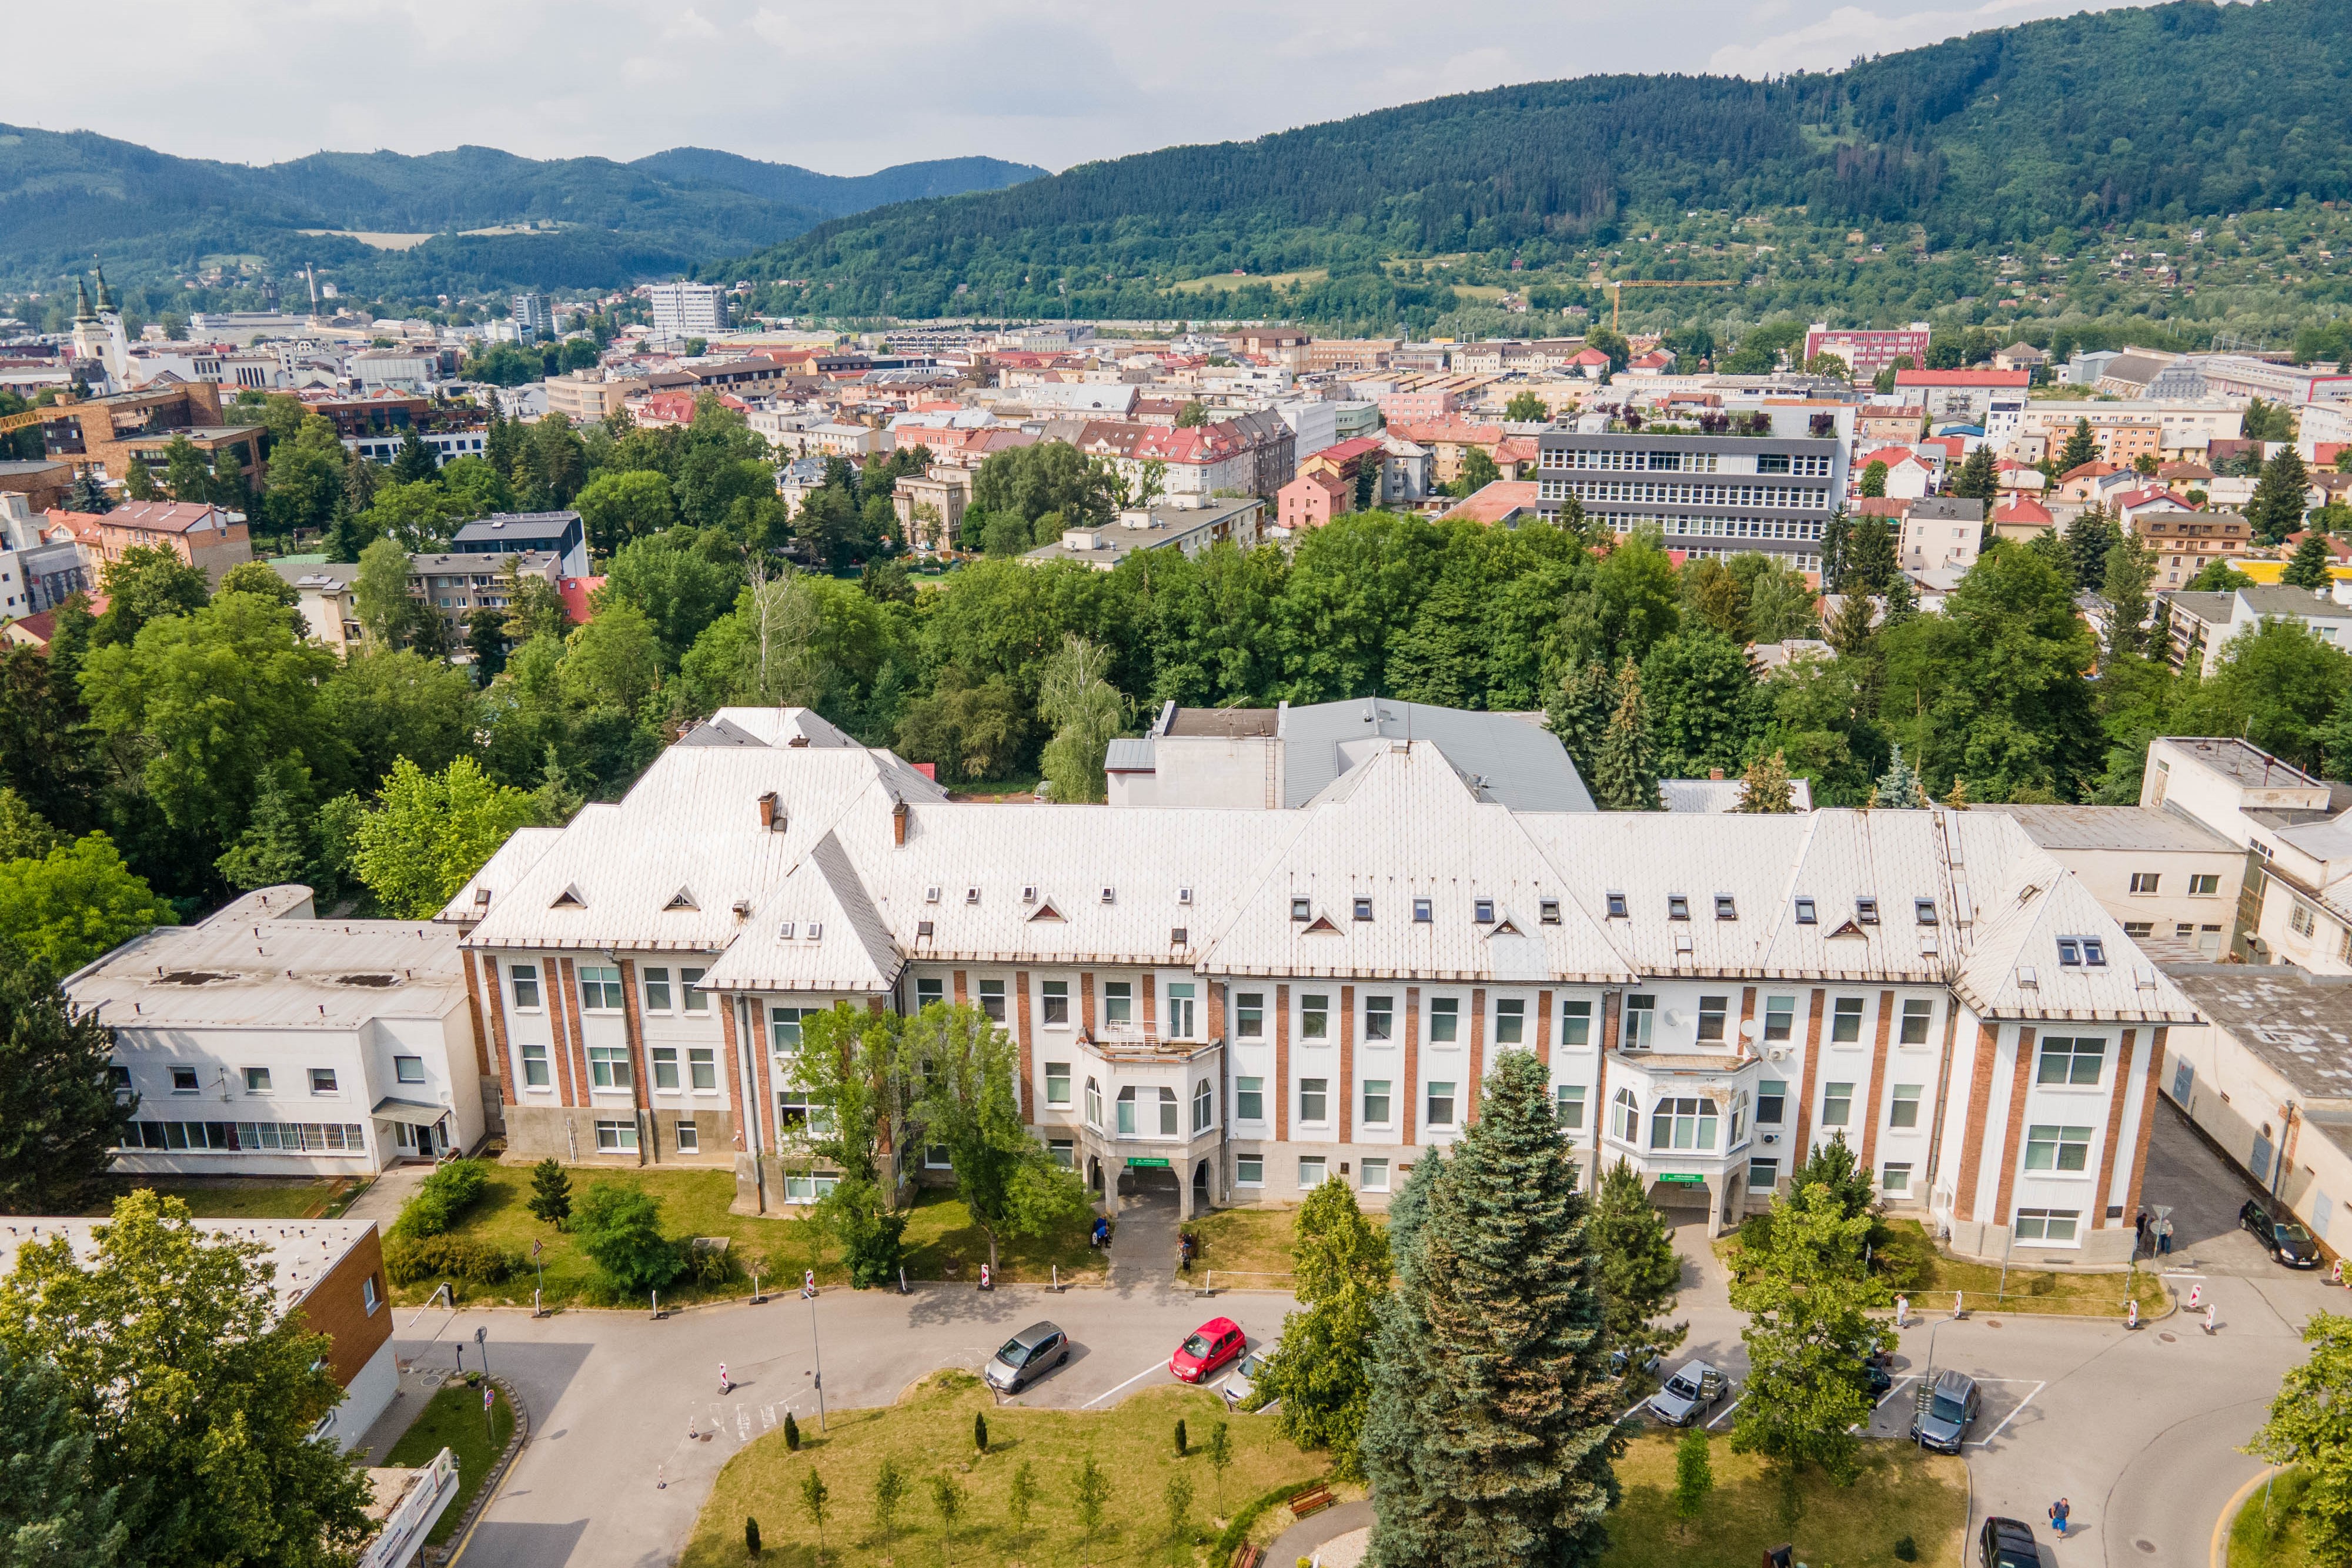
[0,126,1037,304]
[717,0,2352,330]
[629,148,1043,217]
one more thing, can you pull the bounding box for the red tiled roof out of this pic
[1303,435,1384,466]
[1859,447,1926,469]
[1438,480,1541,524]
[2287,530,2352,561]
[1993,496,2053,526]
[2058,461,2121,483]
[49,501,225,536]
[558,576,603,625]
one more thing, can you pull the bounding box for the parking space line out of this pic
[1966,1379,2047,1448]
[1706,1396,1743,1430]
[1618,1398,1650,1424]
[1877,1375,1917,1410]
[1082,1360,1167,1409]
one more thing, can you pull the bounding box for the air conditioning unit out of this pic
[1762,1133,1779,1145]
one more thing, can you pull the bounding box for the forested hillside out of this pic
[723,0,2352,339]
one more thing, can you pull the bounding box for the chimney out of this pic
[757,791,780,830]
[1709,768,1725,780]
[891,795,910,847]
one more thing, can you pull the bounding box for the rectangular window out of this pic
[978,978,1005,1024]
[243,1066,273,1094]
[1899,998,1934,1046]
[1365,995,1394,1041]
[1882,1162,1913,1195]
[1697,995,1728,1042]
[1889,1084,1923,1128]
[2024,1124,2094,1173]
[522,1041,550,1088]
[1429,997,1459,1043]
[1360,1157,1391,1192]
[395,1055,426,1084]
[1413,897,1433,922]
[916,977,944,1009]
[1237,992,1264,1038]
[1649,1095,1720,1151]
[1301,994,1329,1039]
[1756,1079,1786,1124]
[171,1065,201,1094]
[1495,997,1526,1044]
[1048,1139,1074,1169]
[1821,1081,1854,1126]
[2036,1037,2107,1086]
[926,1145,953,1169]
[2190,874,2221,896]
[309,1068,338,1094]
[2014,1207,2080,1243]
[675,1119,699,1154]
[1105,981,1132,1027]
[1764,995,1795,1042]
[1237,1076,1265,1122]
[1606,891,1629,918]
[578,965,623,1012]
[1160,1087,1180,1136]
[1354,897,1374,921]
[1561,999,1592,1048]
[688,1046,717,1091]
[1298,1156,1327,1188]
[770,1006,806,1054]
[1830,997,1865,1044]
[1085,1077,1102,1128]
[1299,1078,1329,1124]
[1166,982,1196,1039]
[1623,994,1656,1051]
[1793,897,1816,924]
[588,1045,631,1090]
[1237,1155,1265,1185]
[1475,898,1495,924]
[1427,1082,1457,1128]
[510,962,541,1009]
[1115,1089,1137,1136]
[1362,1079,1392,1125]
[363,1274,379,1313]
[642,967,673,1012]
[2129,872,2160,895]
[1555,1084,1586,1129]
[593,1118,638,1152]
[1042,1062,1072,1106]
[680,967,709,1012]
[1749,1156,1780,1191]
[1042,979,1069,1026]
[651,1047,680,1091]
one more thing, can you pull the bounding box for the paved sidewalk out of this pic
[343,1161,433,1226]
[1266,1497,1372,1567]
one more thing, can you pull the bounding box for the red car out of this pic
[1171,1316,1247,1383]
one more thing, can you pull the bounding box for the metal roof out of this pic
[1279,699,1595,813]
[1976,804,2239,854]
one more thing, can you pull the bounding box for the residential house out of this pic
[1858,406,1929,444]
[1390,419,1505,487]
[1990,496,2056,540]
[1028,499,1265,570]
[1897,497,1985,575]
[48,499,252,585]
[2163,583,2352,674]
[1379,437,1435,508]
[2141,510,2253,590]
[1992,342,2049,374]
[1857,448,1935,500]
[0,493,92,621]
[893,467,975,553]
[1436,480,1542,527]
[452,511,587,577]
[1275,470,1351,535]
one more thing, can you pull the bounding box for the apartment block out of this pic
[2143,738,2352,975]
[1536,426,1846,573]
[1803,322,1931,376]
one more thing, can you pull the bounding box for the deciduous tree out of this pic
[1257,1178,1391,1477]
[0,836,177,974]
[348,755,541,919]
[906,1004,1088,1272]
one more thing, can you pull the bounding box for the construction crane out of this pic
[1605,279,1736,335]
[0,392,79,439]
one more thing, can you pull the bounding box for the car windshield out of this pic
[1181,1333,1212,1358]
[2277,1223,2313,1243]
[1236,1352,1263,1378]
[1665,1375,1698,1398]
[997,1339,1034,1366]
[1930,1393,1967,1423]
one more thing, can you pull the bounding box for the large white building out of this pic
[445,706,2193,1266]
[2143,738,2352,975]
[647,282,730,341]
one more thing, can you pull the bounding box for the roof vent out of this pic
[664,887,699,912]
[1100,885,1116,904]
[1030,901,1064,922]
[2134,964,2159,989]
[964,887,980,905]
[1178,886,1194,906]
[925,885,941,904]
[549,883,586,910]
[732,897,753,918]
[757,791,783,831]
[1022,885,1038,904]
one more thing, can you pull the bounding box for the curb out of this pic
[433,1374,531,1567]
[2211,1465,2283,1568]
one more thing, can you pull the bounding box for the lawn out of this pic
[392,1162,1101,1308]
[1870,1221,2171,1319]
[1602,1430,1966,1568]
[80,1175,364,1220]
[1181,1203,1389,1289]
[2230,1467,2313,1568]
[383,1378,517,1547]
[1167,268,1329,294]
[680,1370,1323,1568]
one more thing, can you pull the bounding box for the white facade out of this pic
[649,282,730,341]
[2143,738,2352,975]
[68,887,489,1172]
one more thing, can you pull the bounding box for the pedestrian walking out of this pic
[2136,1210,2151,1253]
[1895,1295,1910,1329]
[2049,1499,2070,1538]
[719,1363,730,1396]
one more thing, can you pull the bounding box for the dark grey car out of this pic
[1912,1368,1980,1453]
[984,1320,1070,1395]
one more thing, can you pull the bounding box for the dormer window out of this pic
[1856,898,1880,925]
[2056,937,2108,968]
[964,887,981,905]
[1413,898,1433,922]
[1178,886,1194,905]
[805,922,823,941]
[1292,897,1312,922]
[777,921,796,940]
[1100,886,1116,904]
[1667,895,1690,922]
[1474,898,1495,924]
[1354,897,1374,921]
[1605,892,1628,919]
[1794,897,1818,924]
[1915,898,1937,925]
[1539,898,1561,925]
[1714,895,1736,921]
[924,885,941,904]
[917,920,935,939]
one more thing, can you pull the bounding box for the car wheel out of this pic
[1058,1350,1070,1367]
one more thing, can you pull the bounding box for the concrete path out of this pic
[1266,1497,1372,1567]
[343,1160,433,1227]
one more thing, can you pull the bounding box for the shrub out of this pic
[680,1239,742,1290]
[383,1232,522,1286]
[390,1157,493,1239]
[1895,1536,1919,1562]
[572,1183,683,1295]
[783,1412,800,1452]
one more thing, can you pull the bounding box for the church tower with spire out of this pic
[71,265,129,386]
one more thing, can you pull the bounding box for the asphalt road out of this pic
[400,1101,2339,1568]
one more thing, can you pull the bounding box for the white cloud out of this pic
[1708,0,2144,77]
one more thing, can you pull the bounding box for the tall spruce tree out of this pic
[2063,506,2121,591]
[2284,531,2334,589]
[2058,417,2100,474]
[2101,533,2157,661]
[1547,660,1616,788]
[1363,1051,1621,1568]
[2250,446,2313,546]
[1589,1158,1688,1358]
[1873,745,1929,808]
[1592,660,1660,812]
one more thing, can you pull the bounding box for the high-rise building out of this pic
[647,282,729,342]
[510,292,555,343]
[1536,420,1849,575]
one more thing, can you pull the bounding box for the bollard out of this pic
[2126,1298,2139,1330]
[533,1287,543,1318]
[980,1263,992,1291]
[899,1264,910,1296]
[651,1289,660,1320]
[1052,1264,1059,1293]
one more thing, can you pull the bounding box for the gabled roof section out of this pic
[1957,848,2200,1024]
[435,825,563,925]
[663,887,700,912]
[701,831,900,994]
[550,882,587,910]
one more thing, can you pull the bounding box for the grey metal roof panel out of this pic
[1279,700,1594,813]
[1104,738,1157,773]
[1976,803,2240,854]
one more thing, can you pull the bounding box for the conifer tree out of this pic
[2059,417,2100,474]
[1547,660,1616,787]
[2101,533,2157,661]
[1825,589,1877,661]
[1363,1052,1621,1568]
[1873,744,1929,808]
[1878,573,1919,629]
[1589,1158,1687,1359]
[1733,750,1797,813]
[1592,660,1659,812]
[2250,445,2313,546]
[2284,531,2334,590]
[122,454,156,502]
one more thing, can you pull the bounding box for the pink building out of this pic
[1275,470,1351,534]
[1803,322,1932,375]
[1375,389,1458,425]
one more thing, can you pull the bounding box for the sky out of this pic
[11,0,2154,177]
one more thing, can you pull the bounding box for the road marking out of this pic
[1877,1375,1917,1410]
[1966,1379,2047,1448]
[1706,1396,1744,1431]
[761,1405,776,1430]
[1082,1360,1167,1409]
[737,1406,751,1442]
[1618,1398,1651,1424]
[2162,1271,2207,1279]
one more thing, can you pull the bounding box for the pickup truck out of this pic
[1646,1360,1729,1426]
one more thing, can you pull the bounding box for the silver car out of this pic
[1646,1359,1728,1426]
[983,1320,1070,1395]
[1225,1337,1280,1406]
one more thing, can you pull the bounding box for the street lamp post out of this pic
[809,1288,827,1432]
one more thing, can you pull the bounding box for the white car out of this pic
[1225,1338,1280,1406]
[1646,1359,1728,1426]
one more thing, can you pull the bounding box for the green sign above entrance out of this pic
[1127,1158,1172,1168]
[1656,1173,1707,1185]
